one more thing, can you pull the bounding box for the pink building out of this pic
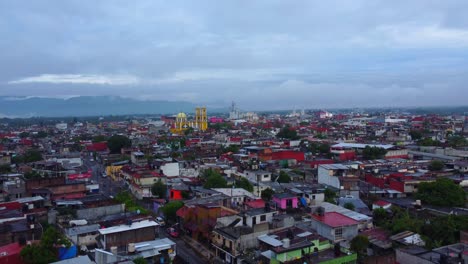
[209,117,224,123]
[273,193,298,210]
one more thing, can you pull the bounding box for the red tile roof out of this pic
[311,212,358,228]
[244,199,265,209]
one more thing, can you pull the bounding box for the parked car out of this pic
[156,216,166,227]
[166,227,179,238]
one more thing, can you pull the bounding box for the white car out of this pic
[156,217,166,226]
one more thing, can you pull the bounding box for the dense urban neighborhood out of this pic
[0,107,467,264]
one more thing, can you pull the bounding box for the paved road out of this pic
[159,230,205,264]
[84,157,205,264]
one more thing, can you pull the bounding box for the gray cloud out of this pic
[1,0,468,110]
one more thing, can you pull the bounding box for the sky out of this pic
[1,0,468,110]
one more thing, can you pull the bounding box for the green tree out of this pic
[133,257,148,264]
[20,226,71,264]
[277,171,291,183]
[19,132,30,138]
[107,135,132,154]
[350,235,369,255]
[416,178,465,207]
[362,146,387,160]
[202,169,228,188]
[0,164,11,174]
[235,177,254,192]
[34,131,48,138]
[261,188,275,201]
[418,137,441,146]
[409,130,423,140]
[324,188,337,203]
[224,145,240,153]
[373,208,388,227]
[447,135,468,148]
[344,202,355,211]
[151,179,167,199]
[160,201,184,223]
[428,160,444,171]
[92,135,108,142]
[276,126,299,140]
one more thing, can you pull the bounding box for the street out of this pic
[83,157,206,264]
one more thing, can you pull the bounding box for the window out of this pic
[263,174,269,178]
[260,215,266,222]
[335,227,343,240]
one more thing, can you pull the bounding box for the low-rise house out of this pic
[97,220,159,250]
[212,188,257,208]
[65,224,100,247]
[212,225,261,264]
[95,238,176,264]
[258,226,357,264]
[273,193,298,210]
[396,243,468,264]
[310,212,359,243]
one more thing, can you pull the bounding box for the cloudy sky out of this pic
[1,0,468,110]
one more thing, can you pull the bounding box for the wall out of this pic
[318,167,341,189]
[102,226,157,249]
[77,204,125,221]
[273,197,298,210]
[395,248,432,264]
[161,163,179,177]
[77,233,99,246]
[245,211,275,228]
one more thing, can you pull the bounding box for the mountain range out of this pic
[0,96,215,117]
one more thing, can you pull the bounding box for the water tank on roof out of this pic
[282,238,290,248]
[110,246,118,255]
[128,243,136,253]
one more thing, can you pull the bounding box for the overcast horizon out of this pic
[1,1,468,110]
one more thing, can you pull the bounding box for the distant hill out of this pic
[0,96,204,117]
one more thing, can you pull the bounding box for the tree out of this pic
[344,202,355,211]
[202,169,228,188]
[277,171,291,183]
[19,132,30,138]
[224,145,240,153]
[409,130,423,140]
[151,179,167,199]
[133,257,148,264]
[0,164,11,174]
[92,135,107,142]
[276,126,299,140]
[362,146,387,160]
[107,135,132,153]
[324,188,337,204]
[235,177,254,192]
[20,226,71,264]
[418,137,441,146]
[261,188,275,201]
[416,178,465,207]
[160,201,184,223]
[373,208,388,227]
[428,160,444,171]
[447,135,468,148]
[350,235,369,255]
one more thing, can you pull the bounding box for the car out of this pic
[156,217,166,227]
[166,227,179,238]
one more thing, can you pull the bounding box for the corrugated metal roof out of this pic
[258,234,283,247]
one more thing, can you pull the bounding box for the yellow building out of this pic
[171,107,208,134]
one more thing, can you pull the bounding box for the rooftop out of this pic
[311,212,359,228]
[98,220,159,235]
